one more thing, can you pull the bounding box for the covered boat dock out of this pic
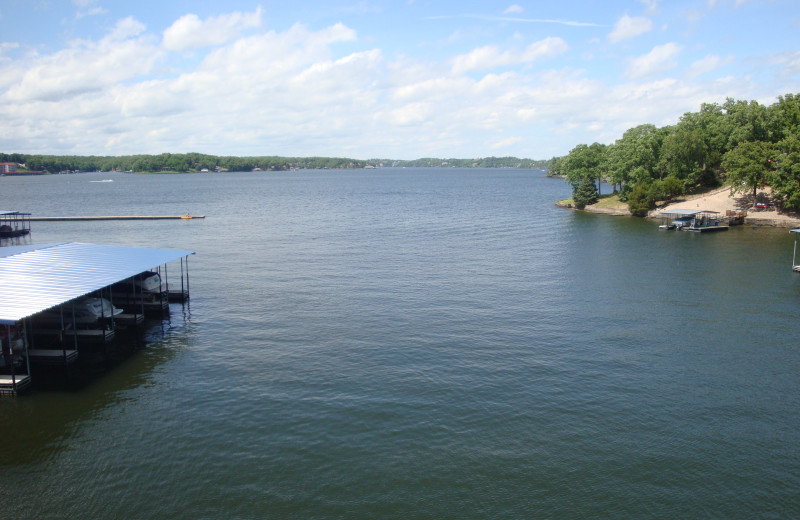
[0,211,31,240]
[0,242,194,395]
[658,209,728,232]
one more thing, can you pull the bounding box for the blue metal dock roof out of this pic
[0,242,194,325]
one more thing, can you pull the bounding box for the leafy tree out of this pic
[658,126,709,188]
[546,156,565,176]
[721,140,774,206]
[768,93,800,142]
[661,175,684,200]
[562,142,607,194]
[606,124,661,189]
[627,182,655,217]
[572,176,598,209]
[770,135,800,210]
[724,98,770,149]
[679,102,734,176]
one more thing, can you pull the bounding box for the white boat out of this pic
[111,271,162,294]
[36,297,123,325]
[137,272,162,293]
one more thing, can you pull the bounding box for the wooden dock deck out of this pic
[115,313,145,326]
[28,349,79,365]
[33,327,115,344]
[0,375,31,395]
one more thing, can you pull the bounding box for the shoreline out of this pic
[556,186,800,228]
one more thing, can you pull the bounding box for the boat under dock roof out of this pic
[0,242,194,325]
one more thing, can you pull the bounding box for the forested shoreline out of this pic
[548,93,800,215]
[0,153,547,174]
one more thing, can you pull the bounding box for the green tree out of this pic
[563,143,606,194]
[724,98,770,149]
[606,124,661,190]
[658,126,709,188]
[572,176,598,209]
[680,102,735,176]
[769,135,800,210]
[721,140,774,206]
[661,175,684,200]
[626,182,654,217]
[768,93,800,142]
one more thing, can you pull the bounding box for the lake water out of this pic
[1,169,798,519]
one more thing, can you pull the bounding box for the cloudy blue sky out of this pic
[0,0,798,159]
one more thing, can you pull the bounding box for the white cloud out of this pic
[637,0,659,14]
[687,54,734,77]
[4,17,159,102]
[0,42,19,61]
[73,0,105,19]
[626,42,682,79]
[162,7,263,52]
[502,5,524,14]
[491,136,523,149]
[109,16,147,40]
[608,15,653,43]
[452,37,568,74]
[0,6,794,160]
[767,50,800,76]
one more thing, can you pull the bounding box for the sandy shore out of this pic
[652,187,800,228]
[557,185,800,227]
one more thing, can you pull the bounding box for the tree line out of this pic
[1,153,548,173]
[371,157,549,168]
[0,153,369,173]
[548,93,800,215]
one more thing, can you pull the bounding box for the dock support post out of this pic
[3,325,14,392]
[180,258,185,301]
[185,256,190,300]
[22,320,31,382]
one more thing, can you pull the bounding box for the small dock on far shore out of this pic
[658,209,729,233]
[29,215,205,221]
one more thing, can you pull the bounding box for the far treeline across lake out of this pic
[547,93,800,216]
[0,153,548,174]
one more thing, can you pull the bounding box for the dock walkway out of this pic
[29,215,204,221]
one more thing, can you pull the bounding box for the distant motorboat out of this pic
[90,179,114,183]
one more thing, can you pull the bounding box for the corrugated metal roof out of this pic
[0,242,194,324]
[659,209,720,217]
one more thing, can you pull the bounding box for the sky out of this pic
[0,0,798,160]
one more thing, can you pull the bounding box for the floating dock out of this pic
[29,215,204,221]
[0,210,32,238]
[658,209,729,233]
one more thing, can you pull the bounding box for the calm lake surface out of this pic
[1,169,798,519]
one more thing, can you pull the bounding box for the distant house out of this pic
[1,162,17,174]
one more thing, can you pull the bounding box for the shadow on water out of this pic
[0,304,194,467]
